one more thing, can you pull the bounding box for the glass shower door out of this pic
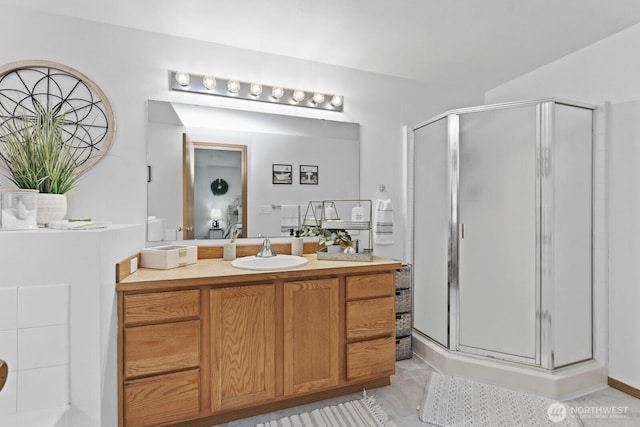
[456,105,538,362]
[412,117,450,347]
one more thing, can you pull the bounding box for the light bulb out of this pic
[249,83,263,96]
[227,80,241,94]
[291,89,305,103]
[312,93,325,104]
[175,72,190,86]
[330,95,343,108]
[271,86,284,100]
[202,76,217,90]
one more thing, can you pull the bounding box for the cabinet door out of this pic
[284,278,340,395]
[210,284,275,411]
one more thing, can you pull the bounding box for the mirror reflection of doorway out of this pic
[182,134,247,239]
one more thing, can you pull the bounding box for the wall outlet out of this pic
[130,257,138,274]
[259,205,273,214]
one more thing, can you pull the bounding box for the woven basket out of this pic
[396,335,412,360]
[395,289,411,313]
[395,264,412,289]
[396,312,412,337]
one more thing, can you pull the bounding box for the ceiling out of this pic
[4,0,640,92]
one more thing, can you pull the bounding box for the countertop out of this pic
[117,254,402,292]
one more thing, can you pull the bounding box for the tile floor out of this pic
[217,355,640,426]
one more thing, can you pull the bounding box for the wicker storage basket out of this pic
[395,264,412,289]
[395,335,412,360]
[395,312,412,337]
[395,289,411,313]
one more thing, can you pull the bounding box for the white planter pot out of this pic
[37,193,67,226]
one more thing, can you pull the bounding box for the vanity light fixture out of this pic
[202,75,217,90]
[175,71,190,87]
[227,80,241,94]
[291,89,306,103]
[169,70,344,112]
[312,93,325,104]
[249,83,263,96]
[271,86,284,100]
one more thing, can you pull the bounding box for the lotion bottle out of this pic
[291,230,304,257]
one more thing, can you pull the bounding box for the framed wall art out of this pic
[300,165,318,185]
[272,164,292,184]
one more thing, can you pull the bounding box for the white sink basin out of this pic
[231,255,308,271]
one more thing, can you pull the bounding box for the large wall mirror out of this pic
[146,100,360,244]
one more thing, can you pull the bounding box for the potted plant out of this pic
[0,108,83,225]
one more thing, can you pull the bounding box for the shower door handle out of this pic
[460,223,465,239]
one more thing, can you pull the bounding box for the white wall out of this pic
[0,5,483,262]
[0,226,144,427]
[486,23,640,389]
[486,23,640,105]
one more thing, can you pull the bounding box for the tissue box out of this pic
[140,245,197,270]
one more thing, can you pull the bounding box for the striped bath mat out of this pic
[256,396,396,427]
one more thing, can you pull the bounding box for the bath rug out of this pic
[256,396,396,427]
[419,371,582,427]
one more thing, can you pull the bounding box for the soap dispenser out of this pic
[291,230,304,257]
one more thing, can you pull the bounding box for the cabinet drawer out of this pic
[346,297,395,340]
[347,337,396,381]
[124,290,200,325]
[346,273,394,300]
[125,320,200,378]
[124,369,200,427]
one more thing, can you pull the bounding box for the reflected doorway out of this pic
[182,134,247,239]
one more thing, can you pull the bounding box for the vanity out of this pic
[115,249,401,427]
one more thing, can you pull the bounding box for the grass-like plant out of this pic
[0,109,82,194]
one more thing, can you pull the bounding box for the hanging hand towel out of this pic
[280,205,299,232]
[374,198,394,245]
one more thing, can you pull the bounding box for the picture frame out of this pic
[272,163,292,184]
[300,164,319,185]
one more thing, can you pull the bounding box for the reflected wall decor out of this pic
[272,164,292,184]
[300,165,318,185]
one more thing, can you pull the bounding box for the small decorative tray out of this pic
[316,247,374,262]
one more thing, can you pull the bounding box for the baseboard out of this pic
[608,377,640,399]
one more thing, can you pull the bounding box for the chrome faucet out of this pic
[256,238,277,258]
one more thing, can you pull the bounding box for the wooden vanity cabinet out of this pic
[283,278,340,395]
[210,284,276,411]
[345,272,396,382]
[121,290,202,427]
[117,258,401,427]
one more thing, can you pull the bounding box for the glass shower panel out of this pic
[548,104,593,367]
[457,105,537,360]
[413,117,449,347]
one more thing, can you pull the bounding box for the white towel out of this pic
[280,205,299,231]
[373,199,393,245]
[47,220,111,230]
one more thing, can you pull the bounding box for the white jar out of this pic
[1,189,38,230]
